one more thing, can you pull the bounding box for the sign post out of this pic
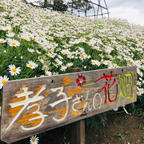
[0,66,137,143]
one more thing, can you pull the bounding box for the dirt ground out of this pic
[86,113,144,144]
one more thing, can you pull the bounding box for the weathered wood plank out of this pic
[0,66,137,143]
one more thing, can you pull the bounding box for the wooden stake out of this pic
[71,120,85,144]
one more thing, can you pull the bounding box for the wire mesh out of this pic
[67,0,109,19]
[24,0,109,19]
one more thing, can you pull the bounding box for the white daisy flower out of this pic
[26,32,33,38]
[36,50,41,54]
[55,58,63,65]
[0,39,6,44]
[137,88,144,96]
[137,81,141,86]
[3,25,12,31]
[9,65,21,76]
[141,66,144,70]
[7,39,20,47]
[45,71,52,76]
[53,72,59,75]
[108,64,115,69]
[84,66,87,69]
[66,62,73,67]
[58,55,63,60]
[60,66,67,71]
[28,48,35,53]
[137,68,143,77]
[106,60,112,65]
[91,60,101,66]
[61,50,67,55]
[79,54,86,60]
[0,75,9,89]
[67,54,74,59]
[47,53,55,58]
[6,32,15,37]
[134,60,141,67]
[39,58,44,64]
[30,135,39,144]
[93,46,100,51]
[86,55,91,59]
[26,61,38,69]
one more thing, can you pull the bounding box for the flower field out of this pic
[0,0,144,110]
[0,0,144,143]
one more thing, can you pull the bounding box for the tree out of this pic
[24,0,68,12]
[43,0,48,8]
[53,0,68,12]
[68,0,92,16]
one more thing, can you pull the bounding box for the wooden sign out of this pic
[0,66,137,143]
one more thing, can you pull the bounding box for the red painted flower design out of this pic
[76,75,86,86]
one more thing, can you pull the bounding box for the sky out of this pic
[106,0,144,26]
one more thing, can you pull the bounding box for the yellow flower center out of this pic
[2,80,6,85]
[81,55,84,58]
[12,42,16,46]
[5,28,9,31]
[108,62,111,64]
[0,41,3,43]
[12,68,16,72]
[32,138,36,142]
[33,37,36,40]
[28,34,31,36]
[140,90,142,92]
[29,64,33,67]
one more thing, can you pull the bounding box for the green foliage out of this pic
[68,0,92,15]
[48,0,68,12]
[0,6,5,12]
[116,132,125,140]
[53,0,68,12]
[142,137,144,143]
[86,112,108,128]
